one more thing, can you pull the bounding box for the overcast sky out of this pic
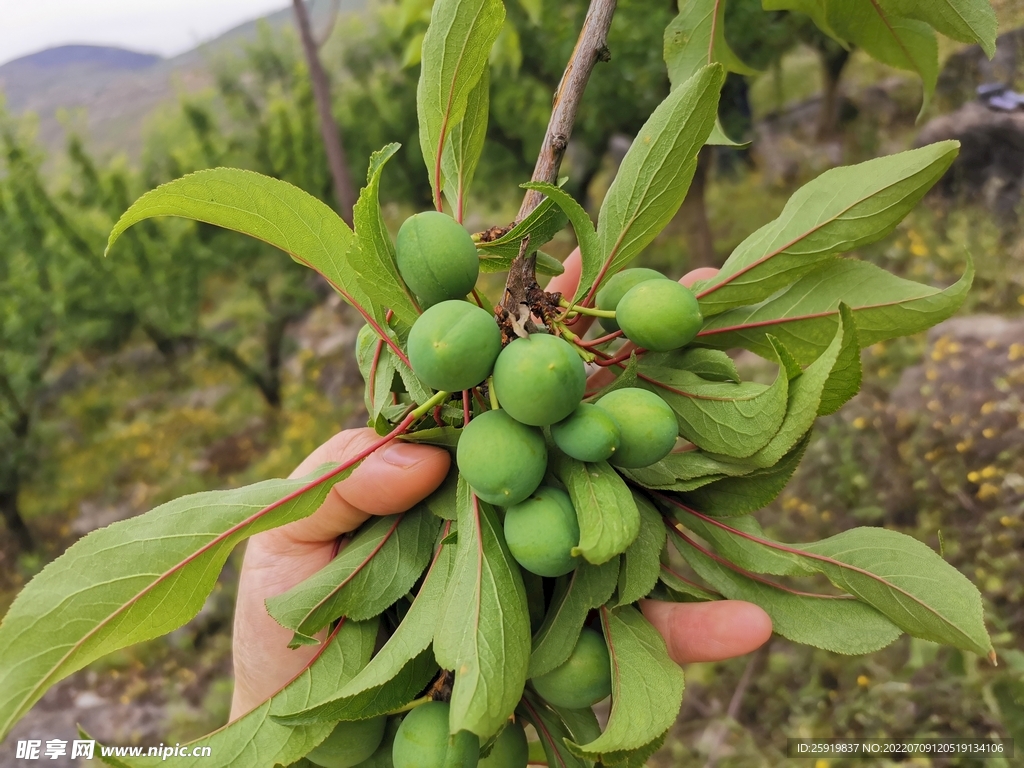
[0,0,291,67]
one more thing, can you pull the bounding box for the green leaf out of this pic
[883,0,997,57]
[679,430,811,516]
[669,504,994,657]
[623,447,758,490]
[826,0,938,115]
[551,452,640,565]
[664,0,758,91]
[352,144,421,327]
[434,480,531,739]
[762,0,843,42]
[818,303,862,416]
[476,190,568,269]
[356,325,400,422]
[570,606,684,757]
[275,526,455,725]
[636,362,788,458]
[529,558,620,677]
[616,495,666,605]
[535,251,567,277]
[694,142,960,316]
[105,168,384,330]
[442,67,490,220]
[580,65,724,303]
[697,257,974,365]
[589,728,670,767]
[121,619,379,768]
[673,531,903,654]
[520,182,599,272]
[643,347,740,383]
[658,563,720,601]
[417,0,505,208]
[0,464,358,741]
[519,696,594,768]
[266,507,441,643]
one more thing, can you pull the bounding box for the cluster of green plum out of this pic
[323,211,705,768]
[305,627,611,768]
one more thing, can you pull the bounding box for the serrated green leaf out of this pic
[0,464,360,741]
[275,526,454,725]
[826,0,937,115]
[585,727,669,767]
[658,563,720,601]
[519,696,594,768]
[679,430,810,516]
[818,303,861,415]
[697,257,973,364]
[121,619,379,768]
[884,0,997,57]
[352,144,421,327]
[579,65,723,303]
[476,191,568,269]
[623,448,757,489]
[356,324,400,422]
[551,453,640,565]
[266,507,441,642]
[435,480,531,739]
[673,530,903,654]
[570,605,684,756]
[520,182,599,271]
[529,558,620,678]
[616,495,666,606]
[104,168,396,348]
[442,67,490,220]
[642,347,740,383]
[669,504,994,656]
[665,0,757,93]
[417,0,505,207]
[636,362,787,458]
[694,142,960,316]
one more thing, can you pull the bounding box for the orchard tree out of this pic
[0,1,1002,766]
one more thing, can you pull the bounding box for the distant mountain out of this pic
[0,0,363,163]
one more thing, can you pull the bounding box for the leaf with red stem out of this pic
[265,505,441,645]
[665,499,993,657]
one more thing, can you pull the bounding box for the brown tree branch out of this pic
[292,0,357,225]
[500,0,617,320]
[315,0,343,49]
[516,0,618,222]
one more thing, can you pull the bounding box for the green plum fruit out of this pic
[530,628,612,709]
[392,701,479,768]
[504,486,580,577]
[396,211,479,308]
[594,268,667,333]
[550,403,621,463]
[615,280,702,352]
[307,716,388,768]
[408,300,501,392]
[596,388,677,468]
[353,717,402,768]
[492,334,586,426]
[457,409,547,506]
[478,721,528,768]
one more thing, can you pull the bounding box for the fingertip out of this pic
[680,267,720,288]
[546,247,582,296]
[642,599,773,664]
[338,440,451,515]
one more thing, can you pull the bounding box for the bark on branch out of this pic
[516,0,617,222]
[293,0,357,225]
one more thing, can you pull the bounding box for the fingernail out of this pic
[382,442,426,468]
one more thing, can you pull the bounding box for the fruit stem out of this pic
[576,329,624,348]
[385,694,434,716]
[487,377,500,410]
[411,390,451,420]
[556,325,597,363]
[558,297,616,318]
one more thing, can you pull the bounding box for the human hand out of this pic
[546,248,773,664]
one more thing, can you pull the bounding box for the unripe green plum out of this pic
[492,334,586,426]
[307,716,388,768]
[550,403,621,463]
[478,721,528,768]
[596,388,677,468]
[392,701,479,768]
[504,487,580,577]
[408,300,501,392]
[457,409,547,506]
[595,268,667,333]
[530,628,611,709]
[353,717,402,768]
[615,280,702,352]
[396,211,479,308]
